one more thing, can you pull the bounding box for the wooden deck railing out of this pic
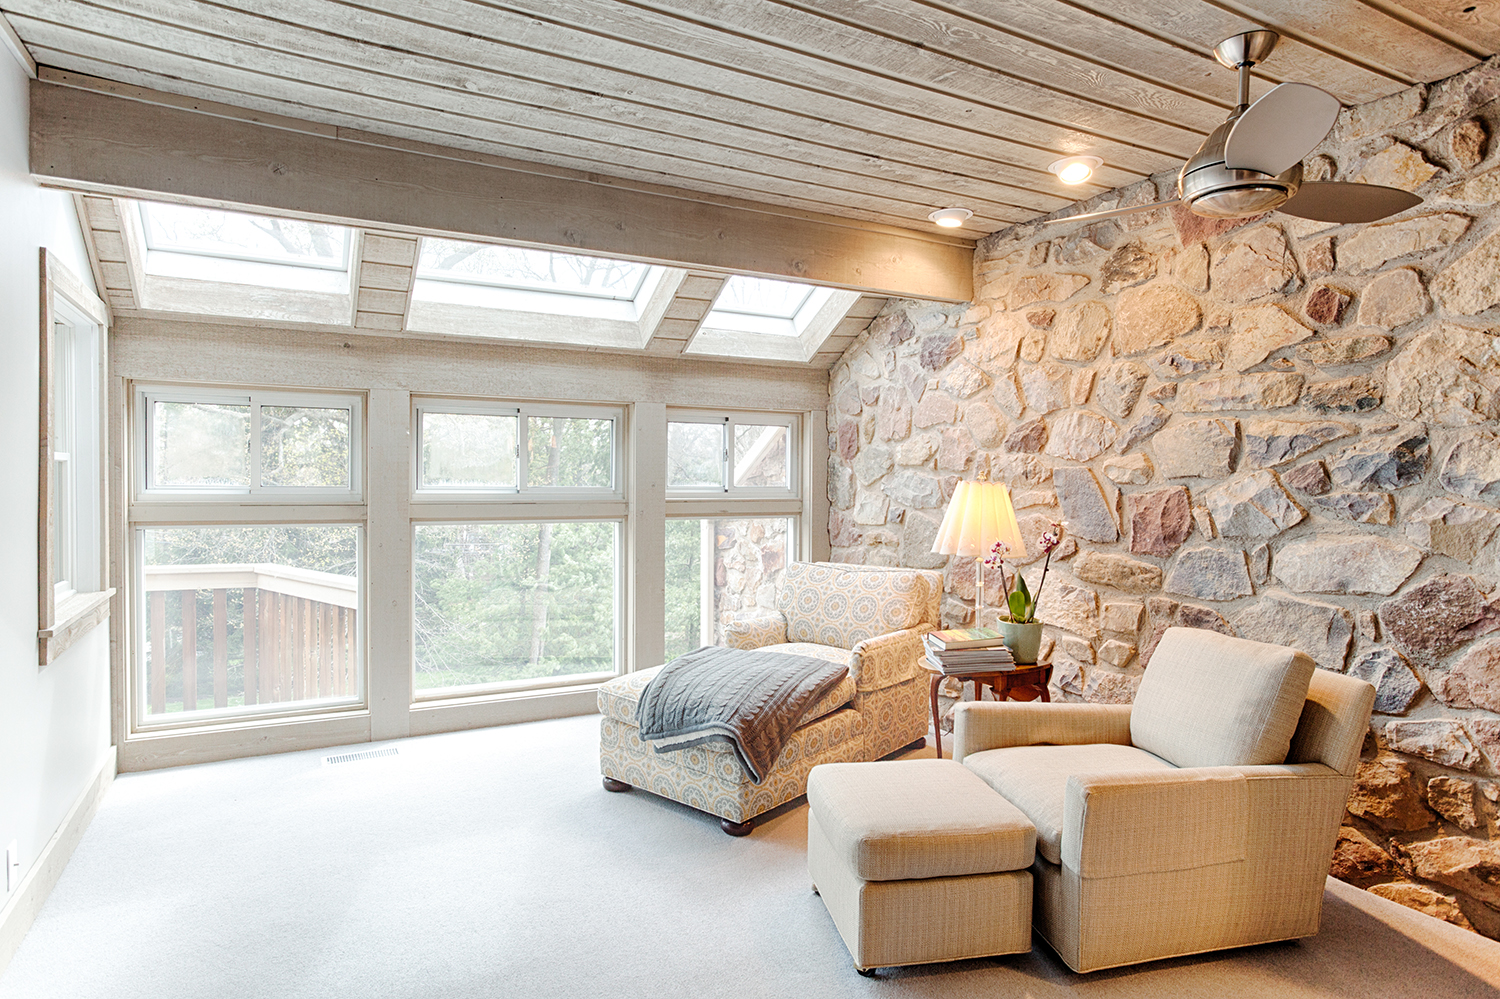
[143,564,357,714]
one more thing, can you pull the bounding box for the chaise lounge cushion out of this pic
[808,759,1036,881]
[597,657,855,730]
[963,743,1175,864]
[1130,627,1316,769]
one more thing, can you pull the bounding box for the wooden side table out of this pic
[923,661,1053,759]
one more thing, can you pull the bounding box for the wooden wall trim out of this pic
[30,78,975,303]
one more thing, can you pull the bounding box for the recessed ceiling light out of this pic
[927,207,974,228]
[1048,155,1103,185]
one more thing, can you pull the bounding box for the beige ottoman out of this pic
[806,759,1036,973]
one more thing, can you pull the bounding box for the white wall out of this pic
[0,53,112,908]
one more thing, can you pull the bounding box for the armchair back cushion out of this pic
[1131,627,1316,769]
[777,562,938,649]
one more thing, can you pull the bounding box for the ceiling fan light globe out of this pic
[1187,185,1293,218]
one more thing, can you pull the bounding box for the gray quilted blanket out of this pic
[635,646,849,784]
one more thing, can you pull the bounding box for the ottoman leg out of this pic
[720,817,755,836]
[602,776,631,792]
[856,967,878,977]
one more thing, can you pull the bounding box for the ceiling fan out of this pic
[1045,29,1422,227]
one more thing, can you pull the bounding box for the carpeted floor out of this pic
[3,714,1499,998]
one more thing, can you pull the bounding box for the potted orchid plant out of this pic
[983,521,1064,664]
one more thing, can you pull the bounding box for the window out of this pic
[39,250,111,666]
[129,386,365,728]
[411,398,626,698]
[666,413,797,496]
[664,517,794,660]
[415,401,621,497]
[686,278,862,362]
[406,238,685,349]
[136,388,361,500]
[122,200,356,325]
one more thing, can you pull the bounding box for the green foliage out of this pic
[1006,573,1035,624]
[663,519,704,661]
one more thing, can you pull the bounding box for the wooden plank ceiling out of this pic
[5,1,1495,244]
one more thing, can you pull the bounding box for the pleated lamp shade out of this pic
[930,480,1027,560]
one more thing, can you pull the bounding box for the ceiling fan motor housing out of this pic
[1178,112,1303,219]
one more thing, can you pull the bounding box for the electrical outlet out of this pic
[5,842,18,893]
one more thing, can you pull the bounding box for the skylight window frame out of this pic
[136,201,353,272]
[665,410,800,501]
[133,385,364,505]
[709,276,818,321]
[412,398,625,503]
[415,240,652,302]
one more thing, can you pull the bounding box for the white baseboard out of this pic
[0,748,116,976]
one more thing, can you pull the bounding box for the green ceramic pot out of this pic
[998,620,1044,665]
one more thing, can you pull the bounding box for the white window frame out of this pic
[413,399,625,502]
[133,385,364,504]
[665,410,800,500]
[39,250,113,667]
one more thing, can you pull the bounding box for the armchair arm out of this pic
[1061,762,1351,879]
[849,626,930,690]
[952,701,1132,763]
[720,611,787,650]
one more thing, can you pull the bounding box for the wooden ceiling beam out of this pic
[29,78,975,303]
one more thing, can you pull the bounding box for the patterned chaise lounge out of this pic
[598,561,941,834]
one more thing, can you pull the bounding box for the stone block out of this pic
[940,359,989,399]
[899,512,949,570]
[1401,835,1500,904]
[1442,433,1500,503]
[1304,285,1351,326]
[1380,574,1500,661]
[1427,777,1490,831]
[884,471,944,510]
[1128,486,1192,558]
[1054,467,1119,543]
[1073,551,1163,593]
[1348,754,1436,831]
[1355,142,1440,191]
[1434,638,1500,713]
[851,443,892,485]
[1302,375,1383,414]
[981,271,1090,311]
[1331,826,1397,886]
[1329,432,1429,491]
[852,492,891,526]
[962,401,1005,449]
[1387,324,1500,426]
[1283,460,1331,495]
[1357,268,1428,329]
[1349,647,1423,715]
[1096,360,1149,417]
[1050,301,1112,361]
[1111,283,1201,356]
[1059,635,1095,664]
[1232,593,1352,671]
[1295,331,1392,366]
[935,428,973,473]
[895,436,935,466]
[1036,580,1100,641]
[1211,225,1299,302]
[829,465,856,510]
[1152,418,1237,478]
[1241,419,1355,468]
[1164,547,1253,601]
[1101,602,1145,634]
[1102,454,1152,485]
[991,369,1024,419]
[1368,884,1474,931]
[1179,372,1304,411]
[1082,669,1140,704]
[912,391,958,429]
[1149,340,1223,378]
[919,333,962,371]
[1405,498,1500,561]
[1451,117,1489,170]
[1002,417,1047,454]
[1099,242,1157,295]
[1203,470,1305,538]
[1309,491,1396,525]
[1433,228,1500,315]
[1337,212,1469,273]
[1118,403,1170,453]
[1097,639,1136,668]
[1273,536,1422,595]
[1043,411,1117,462]
[1385,720,1482,771]
[1225,305,1315,371]
[1020,362,1076,415]
[871,312,915,346]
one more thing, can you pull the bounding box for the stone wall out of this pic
[827,58,1500,937]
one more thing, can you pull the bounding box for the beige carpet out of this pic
[2,714,1497,998]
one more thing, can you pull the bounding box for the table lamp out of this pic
[931,475,1026,625]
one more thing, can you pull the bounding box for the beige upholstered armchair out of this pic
[953,627,1376,973]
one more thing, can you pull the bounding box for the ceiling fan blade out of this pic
[1223,82,1342,176]
[1041,199,1180,226]
[1278,182,1422,223]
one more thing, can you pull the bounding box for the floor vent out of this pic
[323,747,399,765]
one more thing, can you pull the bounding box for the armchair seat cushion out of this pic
[963,743,1173,864]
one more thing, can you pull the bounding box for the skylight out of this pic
[711,276,816,321]
[417,240,650,300]
[140,202,350,270]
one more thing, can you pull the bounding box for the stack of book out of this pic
[923,627,1016,675]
